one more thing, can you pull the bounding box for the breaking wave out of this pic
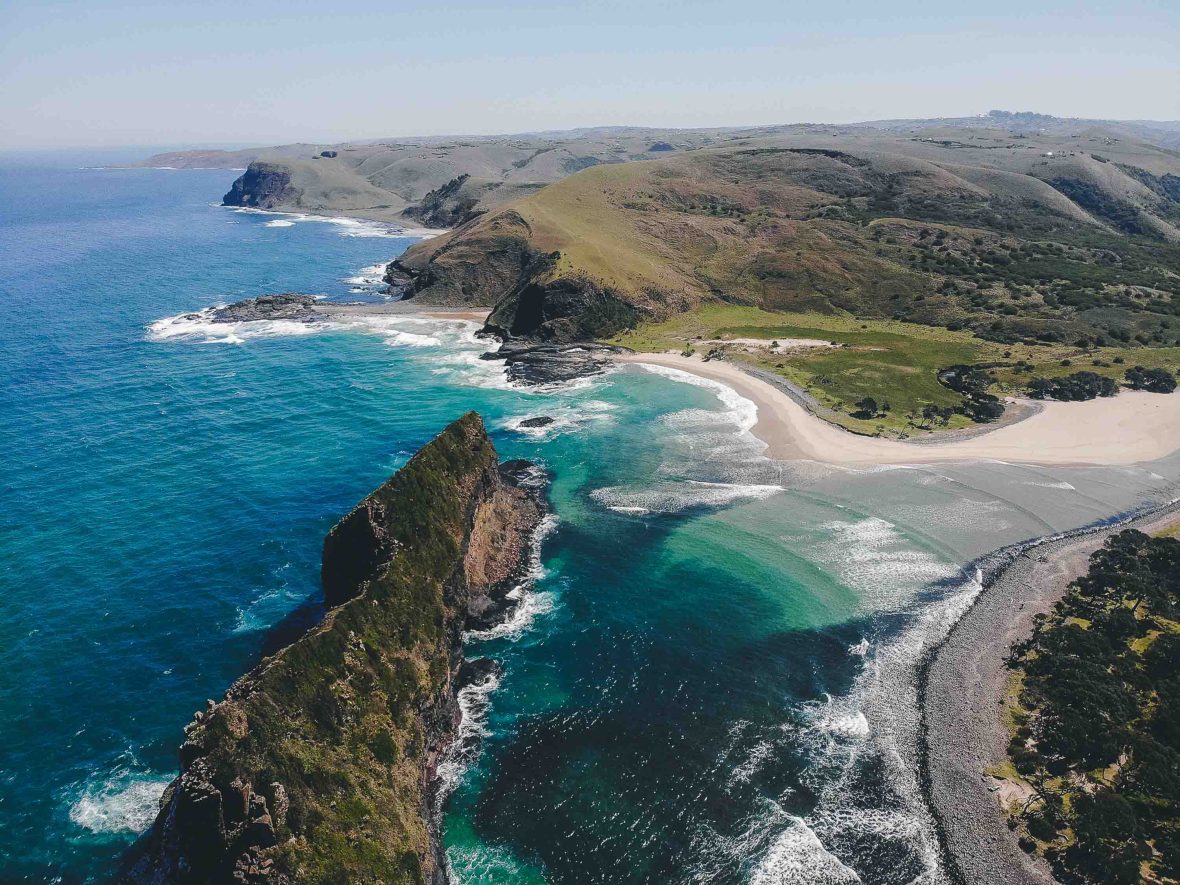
[229,207,442,240]
[501,400,617,440]
[68,765,171,835]
[590,480,783,515]
[435,670,501,804]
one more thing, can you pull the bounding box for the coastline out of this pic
[919,495,1180,885]
[223,204,449,238]
[315,301,490,323]
[617,352,1180,466]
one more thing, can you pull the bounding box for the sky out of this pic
[1,0,1177,149]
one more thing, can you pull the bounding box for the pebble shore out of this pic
[921,496,1180,885]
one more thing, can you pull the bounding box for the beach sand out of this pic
[619,352,1180,466]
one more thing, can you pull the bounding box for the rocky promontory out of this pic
[222,163,299,211]
[124,413,543,883]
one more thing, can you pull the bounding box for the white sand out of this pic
[619,353,1180,466]
[705,337,833,349]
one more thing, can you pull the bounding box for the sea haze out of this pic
[1,160,1176,883]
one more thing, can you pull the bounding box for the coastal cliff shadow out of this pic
[258,593,326,658]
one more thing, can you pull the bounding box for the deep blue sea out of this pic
[2,157,1176,883]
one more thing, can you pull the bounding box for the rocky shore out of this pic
[123,413,545,884]
[921,495,1180,885]
[206,293,323,324]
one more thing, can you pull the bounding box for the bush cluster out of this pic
[1125,366,1177,393]
[1027,371,1119,401]
[1009,530,1180,883]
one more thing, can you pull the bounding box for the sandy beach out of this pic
[619,352,1180,467]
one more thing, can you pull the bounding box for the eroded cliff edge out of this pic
[124,412,542,883]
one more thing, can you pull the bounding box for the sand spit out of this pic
[617,352,1180,467]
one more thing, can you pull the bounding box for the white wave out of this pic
[735,522,974,884]
[464,512,559,643]
[501,399,617,440]
[821,710,871,740]
[435,669,500,803]
[430,348,517,391]
[751,815,863,885]
[729,739,776,786]
[1023,479,1076,490]
[232,561,301,634]
[447,842,532,883]
[147,305,478,350]
[344,261,391,288]
[465,588,557,643]
[229,206,438,239]
[817,517,960,607]
[590,480,782,514]
[794,572,978,885]
[384,330,441,347]
[69,768,171,834]
[146,307,319,345]
[631,362,758,434]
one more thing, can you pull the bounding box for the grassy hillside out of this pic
[401,134,1180,334]
[391,134,1180,431]
[156,113,1180,227]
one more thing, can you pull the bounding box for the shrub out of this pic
[1125,366,1177,393]
[1027,372,1119,401]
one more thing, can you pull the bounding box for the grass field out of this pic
[609,305,1180,436]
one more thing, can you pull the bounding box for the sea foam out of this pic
[68,767,171,835]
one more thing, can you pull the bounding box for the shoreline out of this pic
[315,301,491,323]
[617,351,1180,466]
[223,203,450,237]
[919,494,1180,885]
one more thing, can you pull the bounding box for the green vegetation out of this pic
[135,414,510,883]
[1006,530,1180,884]
[405,139,1180,349]
[1126,366,1178,394]
[1027,371,1120,401]
[608,305,1180,436]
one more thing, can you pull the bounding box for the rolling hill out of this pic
[393,127,1180,349]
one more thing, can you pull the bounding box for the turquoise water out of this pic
[2,160,1176,883]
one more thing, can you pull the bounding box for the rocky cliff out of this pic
[124,413,543,884]
[390,210,642,343]
[222,163,299,211]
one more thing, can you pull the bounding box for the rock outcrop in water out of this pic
[204,294,321,324]
[124,413,543,884]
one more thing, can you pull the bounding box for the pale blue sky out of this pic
[1,0,1177,148]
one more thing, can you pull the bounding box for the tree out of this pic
[853,397,879,418]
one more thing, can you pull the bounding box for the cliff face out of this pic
[401,175,485,229]
[222,163,300,210]
[125,413,542,884]
[391,211,641,343]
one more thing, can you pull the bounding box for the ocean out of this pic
[2,157,1176,883]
